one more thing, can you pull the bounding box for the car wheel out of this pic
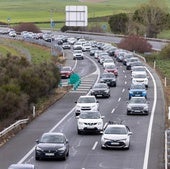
[35,156,40,161]
[67,150,69,156]
[63,154,67,161]
[77,129,82,135]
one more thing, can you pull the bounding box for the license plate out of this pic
[45,153,54,156]
[111,142,119,145]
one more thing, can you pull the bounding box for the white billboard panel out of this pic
[65,6,88,27]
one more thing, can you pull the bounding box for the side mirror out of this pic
[128,132,133,136]
[75,101,77,103]
[101,116,105,119]
[36,139,39,144]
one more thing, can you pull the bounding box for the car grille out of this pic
[132,106,143,110]
[105,140,125,147]
[84,122,97,125]
[81,107,91,111]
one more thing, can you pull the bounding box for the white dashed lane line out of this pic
[92,141,98,150]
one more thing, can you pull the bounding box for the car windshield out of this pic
[130,84,145,89]
[94,83,107,88]
[78,97,96,103]
[132,67,145,71]
[61,67,71,71]
[40,134,64,143]
[102,73,115,78]
[130,97,146,104]
[79,111,100,119]
[105,65,116,69]
[134,74,146,78]
[105,126,127,134]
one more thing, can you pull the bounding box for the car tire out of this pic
[77,129,82,135]
[35,156,40,161]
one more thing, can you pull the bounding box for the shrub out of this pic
[160,44,170,59]
[14,22,42,33]
[118,35,152,53]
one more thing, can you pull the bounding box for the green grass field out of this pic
[0,0,158,24]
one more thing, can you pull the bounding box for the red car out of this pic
[104,64,118,76]
[60,66,73,78]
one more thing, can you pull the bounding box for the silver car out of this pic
[127,97,149,115]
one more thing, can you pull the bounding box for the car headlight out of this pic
[104,89,109,93]
[127,105,132,110]
[78,121,84,125]
[58,147,66,152]
[35,146,43,151]
[143,105,149,110]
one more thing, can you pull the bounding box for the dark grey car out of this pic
[127,97,149,115]
[90,83,110,98]
[100,72,116,87]
[35,132,69,161]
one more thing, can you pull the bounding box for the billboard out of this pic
[65,6,88,27]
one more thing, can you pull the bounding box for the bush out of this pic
[0,55,60,122]
[118,35,152,53]
[160,44,170,59]
[14,22,42,33]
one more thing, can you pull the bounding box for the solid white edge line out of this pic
[142,67,157,169]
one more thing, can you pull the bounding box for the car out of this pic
[128,84,147,99]
[104,64,118,76]
[73,50,84,60]
[8,164,35,169]
[131,66,147,78]
[101,122,132,149]
[102,58,115,68]
[75,95,99,116]
[82,43,91,52]
[73,42,83,50]
[60,66,73,78]
[35,132,69,161]
[100,72,117,87]
[126,57,140,70]
[90,83,110,98]
[9,30,17,37]
[76,111,104,134]
[132,73,149,88]
[62,42,71,49]
[127,97,149,115]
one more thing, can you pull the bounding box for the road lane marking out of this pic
[143,67,157,169]
[125,81,127,84]
[111,108,115,114]
[92,141,98,150]
[122,88,125,93]
[118,97,121,102]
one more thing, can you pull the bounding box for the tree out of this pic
[133,0,168,38]
[108,13,129,34]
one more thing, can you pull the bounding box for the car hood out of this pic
[128,103,147,107]
[102,134,128,140]
[76,103,97,107]
[129,89,146,92]
[78,118,103,123]
[92,88,107,91]
[37,143,64,150]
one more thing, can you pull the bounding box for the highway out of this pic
[0,42,165,169]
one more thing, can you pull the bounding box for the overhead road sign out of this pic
[65,5,88,27]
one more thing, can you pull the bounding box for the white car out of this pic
[82,43,91,51]
[76,111,104,134]
[131,66,147,78]
[73,50,84,60]
[101,122,132,149]
[9,30,17,37]
[132,73,149,88]
[103,58,115,68]
[73,42,83,50]
[75,95,99,116]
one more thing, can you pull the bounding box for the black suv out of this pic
[90,82,110,98]
[100,72,116,87]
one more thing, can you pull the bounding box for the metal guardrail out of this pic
[0,118,29,138]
